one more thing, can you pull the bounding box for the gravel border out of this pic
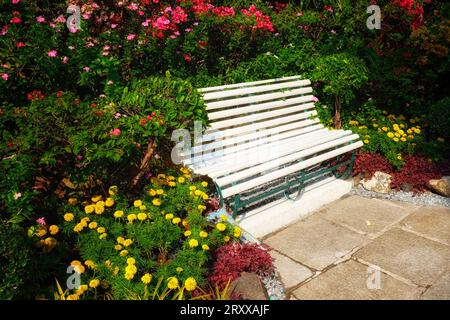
[351,184,450,208]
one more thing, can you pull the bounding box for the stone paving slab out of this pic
[265,215,367,270]
[270,251,313,289]
[354,228,450,287]
[399,207,450,246]
[293,260,421,300]
[421,269,450,300]
[319,196,413,236]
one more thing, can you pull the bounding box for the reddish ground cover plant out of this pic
[353,152,393,179]
[209,243,274,289]
[390,155,441,191]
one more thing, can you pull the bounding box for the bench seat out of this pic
[184,76,363,215]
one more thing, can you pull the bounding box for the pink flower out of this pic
[312,96,319,102]
[36,217,46,225]
[1,73,9,81]
[62,56,69,64]
[324,5,334,12]
[0,26,8,36]
[36,16,45,23]
[111,128,121,136]
[114,112,121,119]
[54,15,66,23]
[127,34,136,40]
[47,50,58,57]
[111,23,118,29]
[12,0,21,4]
[83,66,90,72]
[11,16,22,24]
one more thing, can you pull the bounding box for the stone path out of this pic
[262,195,450,300]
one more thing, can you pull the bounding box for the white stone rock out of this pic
[360,171,392,194]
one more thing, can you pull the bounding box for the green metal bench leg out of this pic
[214,181,224,208]
[334,151,356,180]
[283,171,305,201]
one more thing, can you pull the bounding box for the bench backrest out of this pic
[185,75,323,167]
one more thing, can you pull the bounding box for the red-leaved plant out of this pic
[209,243,274,289]
[391,155,441,192]
[353,151,393,179]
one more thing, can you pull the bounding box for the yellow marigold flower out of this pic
[199,231,208,238]
[167,175,175,181]
[172,217,181,224]
[393,124,399,131]
[224,236,230,242]
[372,123,378,128]
[125,265,137,274]
[409,135,414,139]
[133,200,142,207]
[156,189,164,195]
[75,284,88,295]
[401,137,407,142]
[105,198,114,207]
[73,265,85,274]
[68,198,77,205]
[67,294,79,300]
[363,139,369,144]
[114,244,122,251]
[123,239,133,247]
[233,227,242,238]
[387,132,394,138]
[176,267,184,273]
[73,224,83,233]
[99,233,107,240]
[157,173,166,179]
[184,277,197,291]
[97,227,106,234]
[397,155,403,160]
[108,185,118,196]
[148,189,157,196]
[152,198,161,206]
[409,119,416,124]
[113,267,119,275]
[139,205,146,211]
[84,205,94,214]
[71,260,82,267]
[165,213,174,220]
[85,260,95,269]
[91,195,102,203]
[81,217,90,223]
[36,228,47,237]
[189,239,199,248]
[182,219,188,227]
[407,128,413,134]
[178,177,185,183]
[189,186,197,191]
[201,181,208,187]
[137,213,147,221]
[220,214,228,222]
[184,230,192,237]
[394,132,400,138]
[141,273,152,285]
[127,257,136,265]
[202,244,210,251]
[94,205,105,215]
[168,181,176,187]
[114,210,124,218]
[167,277,179,289]
[44,236,57,247]
[127,214,137,223]
[216,223,227,232]
[117,236,124,244]
[120,250,128,256]
[414,128,421,134]
[124,272,134,280]
[88,221,98,229]
[64,213,74,222]
[89,279,100,288]
[194,189,202,196]
[198,205,206,211]
[202,194,208,200]
[393,137,399,142]
[382,127,388,132]
[105,260,111,268]
[398,129,405,135]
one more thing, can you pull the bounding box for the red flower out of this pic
[16,42,25,48]
[57,91,63,97]
[11,17,22,24]
[183,54,191,62]
[27,90,45,101]
[140,118,147,126]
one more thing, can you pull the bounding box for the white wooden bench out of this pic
[183,76,363,216]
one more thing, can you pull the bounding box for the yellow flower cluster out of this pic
[184,277,197,291]
[124,257,137,280]
[141,273,152,285]
[167,277,179,289]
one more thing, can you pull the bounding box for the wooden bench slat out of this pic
[197,130,353,178]
[205,87,313,110]
[216,134,360,186]
[198,75,302,93]
[202,80,311,101]
[208,95,315,121]
[209,103,315,130]
[221,141,364,198]
[203,110,317,139]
